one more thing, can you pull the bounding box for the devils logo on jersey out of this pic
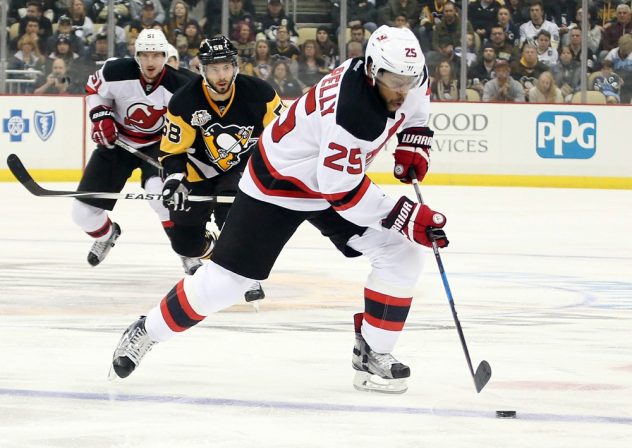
[200,123,257,171]
[124,103,167,133]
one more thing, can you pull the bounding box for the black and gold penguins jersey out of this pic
[159,74,283,181]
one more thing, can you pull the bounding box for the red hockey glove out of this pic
[382,196,448,248]
[90,106,118,148]
[393,127,434,183]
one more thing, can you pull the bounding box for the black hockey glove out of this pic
[162,173,189,211]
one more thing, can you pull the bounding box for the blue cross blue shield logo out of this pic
[34,111,56,141]
[2,109,30,142]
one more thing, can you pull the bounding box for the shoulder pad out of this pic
[102,58,140,82]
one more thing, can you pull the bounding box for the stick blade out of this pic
[6,153,50,197]
[6,153,33,184]
[474,360,492,393]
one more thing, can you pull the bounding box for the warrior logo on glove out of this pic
[393,127,434,183]
[382,196,448,248]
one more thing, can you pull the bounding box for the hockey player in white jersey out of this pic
[109,26,449,394]
[72,29,193,268]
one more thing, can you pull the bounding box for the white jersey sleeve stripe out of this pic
[323,176,372,211]
[247,140,323,199]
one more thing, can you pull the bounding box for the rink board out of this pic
[0,95,630,188]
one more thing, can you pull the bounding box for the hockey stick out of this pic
[409,168,491,393]
[6,154,234,203]
[115,139,163,171]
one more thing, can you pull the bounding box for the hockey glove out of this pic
[90,106,118,148]
[393,127,434,183]
[382,196,449,248]
[162,173,189,211]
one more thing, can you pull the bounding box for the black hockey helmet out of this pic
[198,36,239,93]
[198,36,238,66]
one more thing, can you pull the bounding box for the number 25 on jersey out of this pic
[271,98,363,175]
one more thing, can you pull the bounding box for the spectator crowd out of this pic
[4,0,632,103]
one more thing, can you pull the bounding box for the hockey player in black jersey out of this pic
[111,26,448,394]
[159,36,283,301]
[72,29,193,269]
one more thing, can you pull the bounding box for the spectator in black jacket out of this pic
[488,23,520,63]
[46,15,84,57]
[18,1,53,43]
[469,0,502,40]
[511,43,550,100]
[468,42,498,96]
[497,6,521,47]
[331,1,378,33]
[315,26,339,70]
[257,0,298,42]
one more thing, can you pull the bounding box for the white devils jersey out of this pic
[240,57,431,231]
[85,58,192,148]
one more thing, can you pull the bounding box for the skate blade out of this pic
[107,365,119,381]
[353,371,408,394]
[251,300,260,312]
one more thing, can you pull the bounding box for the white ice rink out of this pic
[0,181,631,448]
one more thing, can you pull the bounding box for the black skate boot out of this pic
[109,316,156,379]
[352,313,410,394]
[179,230,217,274]
[87,222,121,266]
[244,281,265,302]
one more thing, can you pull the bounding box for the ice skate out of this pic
[87,222,121,266]
[109,316,156,379]
[200,230,218,258]
[180,256,203,275]
[244,281,265,302]
[352,331,410,394]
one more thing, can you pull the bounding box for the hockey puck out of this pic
[495,410,517,418]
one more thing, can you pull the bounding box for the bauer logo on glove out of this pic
[90,106,118,149]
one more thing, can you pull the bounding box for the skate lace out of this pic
[91,239,109,255]
[125,327,155,364]
[372,352,399,369]
[91,227,118,256]
[246,281,261,292]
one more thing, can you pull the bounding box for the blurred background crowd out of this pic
[2,0,632,103]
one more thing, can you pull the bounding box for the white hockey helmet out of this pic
[166,43,179,67]
[134,29,169,76]
[134,29,169,56]
[135,28,169,55]
[364,25,427,90]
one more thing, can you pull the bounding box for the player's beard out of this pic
[385,93,405,112]
[208,79,231,94]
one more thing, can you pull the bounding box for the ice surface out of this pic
[1,182,631,447]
